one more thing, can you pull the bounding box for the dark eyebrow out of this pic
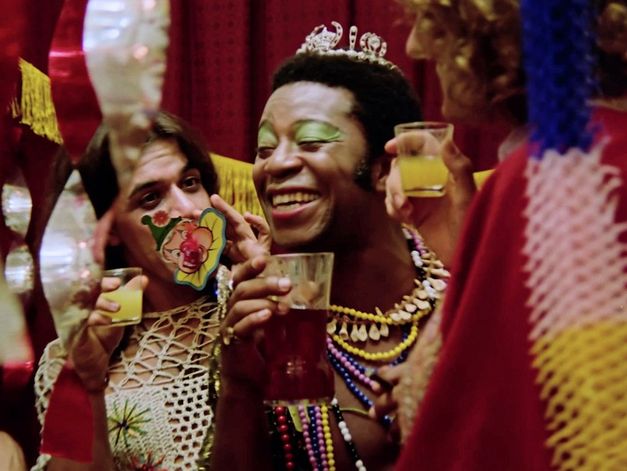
[128,181,159,201]
[181,163,198,177]
[127,163,198,200]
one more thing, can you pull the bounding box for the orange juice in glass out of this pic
[395,122,453,197]
[102,267,143,326]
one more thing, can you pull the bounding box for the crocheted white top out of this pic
[32,295,221,470]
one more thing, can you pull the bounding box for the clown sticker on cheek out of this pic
[141,208,227,290]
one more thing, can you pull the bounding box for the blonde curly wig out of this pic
[401,0,524,122]
[401,0,627,120]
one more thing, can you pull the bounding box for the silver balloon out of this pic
[0,258,32,364]
[83,0,171,189]
[2,169,34,299]
[4,243,34,296]
[1,168,32,238]
[40,170,102,347]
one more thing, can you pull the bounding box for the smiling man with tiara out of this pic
[206,20,477,470]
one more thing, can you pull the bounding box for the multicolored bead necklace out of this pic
[268,227,448,470]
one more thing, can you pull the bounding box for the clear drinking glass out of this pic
[262,252,335,405]
[395,121,454,197]
[102,267,143,326]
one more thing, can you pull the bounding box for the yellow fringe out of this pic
[10,58,63,144]
[9,59,261,221]
[210,153,264,217]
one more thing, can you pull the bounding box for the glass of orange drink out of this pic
[102,267,143,326]
[394,121,454,197]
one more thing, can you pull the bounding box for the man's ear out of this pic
[370,154,392,192]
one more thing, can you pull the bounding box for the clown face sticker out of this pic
[141,208,226,290]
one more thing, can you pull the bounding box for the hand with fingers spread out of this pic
[368,363,408,443]
[69,274,149,393]
[210,194,271,264]
[219,255,292,390]
[384,136,476,266]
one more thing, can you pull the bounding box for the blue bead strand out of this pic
[307,406,322,471]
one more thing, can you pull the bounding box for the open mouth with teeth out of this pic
[270,192,320,211]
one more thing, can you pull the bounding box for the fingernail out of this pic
[278,277,291,291]
[110,302,120,312]
[255,309,271,320]
[368,407,376,419]
[277,303,290,315]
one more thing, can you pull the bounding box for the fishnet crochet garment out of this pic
[523,145,627,470]
[33,295,221,470]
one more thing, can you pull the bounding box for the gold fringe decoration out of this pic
[9,59,264,221]
[10,59,63,144]
[210,153,264,217]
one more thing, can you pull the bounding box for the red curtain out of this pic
[162,0,506,169]
[1,0,505,465]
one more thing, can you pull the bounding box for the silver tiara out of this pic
[296,21,396,69]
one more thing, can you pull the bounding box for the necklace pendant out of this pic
[429,278,447,292]
[416,299,431,311]
[327,317,337,335]
[405,303,417,313]
[399,310,411,321]
[390,311,402,322]
[430,267,450,277]
[432,259,444,269]
[368,323,380,341]
[379,323,389,338]
[416,288,428,300]
[350,323,361,343]
[357,324,369,342]
[339,321,349,340]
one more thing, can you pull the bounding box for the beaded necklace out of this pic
[269,227,448,470]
